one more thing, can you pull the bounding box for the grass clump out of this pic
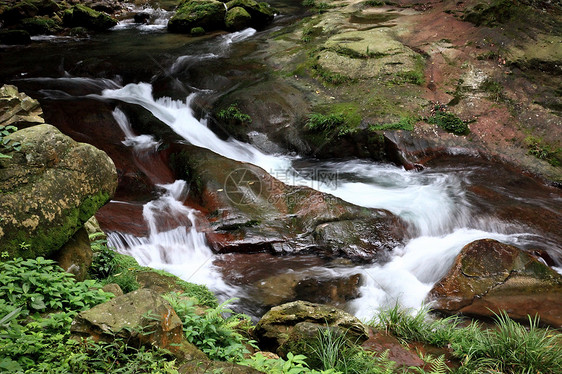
[305,103,361,138]
[525,136,561,166]
[427,107,469,135]
[311,62,354,85]
[372,305,562,374]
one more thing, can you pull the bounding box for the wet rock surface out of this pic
[427,239,562,327]
[168,143,407,261]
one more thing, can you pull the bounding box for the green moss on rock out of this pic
[168,0,226,33]
[20,16,61,35]
[63,5,117,31]
[225,7,252,31]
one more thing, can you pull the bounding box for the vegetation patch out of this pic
[525,136,561,167]
[0,124,21,160]
[305,103,361,139]
[311,62,355,85]
[216,103,252,125]
[372,305,562,374]
[427,107,470,135]
[369,116,417,131]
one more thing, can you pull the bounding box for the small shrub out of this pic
[217,104,252,125]
[427,108,469,135]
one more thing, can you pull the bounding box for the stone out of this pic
[0,84,44,128]
[427,239,562,327]
[20,16,61,35]
[362,328,424,368]
[0,2,39,25]
[0,124,118,258]
[84,215,106,241]
[167,0,226,34]
[63,5,117,31]
[101,283,124,297]
[225,7,252,31]
[0,30,32,45]
[52,227,93,281]
[170,144,406,261]
[225,0,275,29]
[71,288,208,362]
[254,272,362,307]
[254,301,369,355]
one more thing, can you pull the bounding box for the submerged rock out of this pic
[0,124,118,258]
[427,239,562,327]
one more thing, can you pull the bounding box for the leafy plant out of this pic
[241,351,337,374]
[0,257,113,318]
[89,237,140,293]
[217,104,252,125]
[0,124,21,159]
[163,293,255,361]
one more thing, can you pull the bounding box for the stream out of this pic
[1,1,561,321]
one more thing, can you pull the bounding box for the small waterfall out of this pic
[108,181,230,293]
[112,108,160,150]
[100,81,544,320]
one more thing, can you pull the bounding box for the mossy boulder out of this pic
[254,301,369,356]
[225,7,252,31]
[63,4,117,31]
[20,16,61,35]
[427,239,562,327]
[28,0,60,15]
[0,2,39,26]
[225,0,275,29]
[167,0,227,33]
[0,124,118,259]
[71,288,208,362]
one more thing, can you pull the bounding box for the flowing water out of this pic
[2,3,561,321]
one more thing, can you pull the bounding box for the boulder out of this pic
[427,239,562,327]
[169,144,406,261]
[0,84,44,128]
[167,0,226,34]
[0,29,31,45]
[0,2,39,26]
[71,288,208,362]
[63,5,117,31]
[254,301,369,355]
[52,227,93,281]
[0,124,118,258]
[361,328,424,368]
[84,215,106,241]
[20,16,61,35]
[101,283,124,297]
[225,0,274,28]
[225,7,252,31]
